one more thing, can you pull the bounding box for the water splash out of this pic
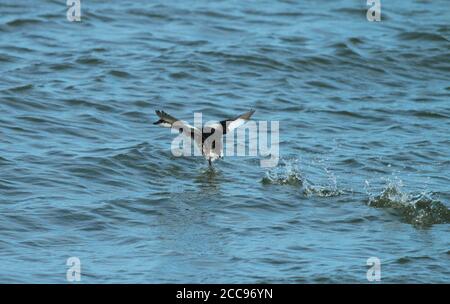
[302,183,343,198]
[302,166,343,197]
[261,158,343,197]
[367,178,450,227]
[261,158,303,186]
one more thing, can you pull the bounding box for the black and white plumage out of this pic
[153,109,255,166]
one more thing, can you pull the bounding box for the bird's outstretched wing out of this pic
[153,110,180,127]
[153,110,202,146]
[219,109,255,134]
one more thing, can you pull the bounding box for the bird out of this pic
[153,109,255,166]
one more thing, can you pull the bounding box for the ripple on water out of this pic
[397,32,449,43]
[75,56,105,65]
[109,70,131,78]
[6,18,43,27]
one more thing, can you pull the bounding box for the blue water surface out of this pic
[0,0,449,283]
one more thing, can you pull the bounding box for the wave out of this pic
[367,179,450,227]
